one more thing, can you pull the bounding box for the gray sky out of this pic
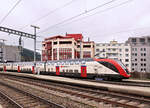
[0,0,150,52]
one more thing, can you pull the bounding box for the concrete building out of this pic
[126,36,150,72]
[0,43,21,62]
[95,40,131,71]
[42,34,95,61]
[4,45,21,62]
[0,42,4,62]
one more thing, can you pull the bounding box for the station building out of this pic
[42,34,95,61]
[95,40,132,71]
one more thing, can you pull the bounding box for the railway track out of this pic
[1,74,150,108]
[0,79,64,108]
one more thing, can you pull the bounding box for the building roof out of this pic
[45,35,73,41]
[66,34,83,41]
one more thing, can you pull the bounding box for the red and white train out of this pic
[0,58,130,80]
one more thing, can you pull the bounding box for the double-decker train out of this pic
[0,58,130,80]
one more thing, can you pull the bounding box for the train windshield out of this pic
[115,60,129,74]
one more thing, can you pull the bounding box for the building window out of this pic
[132,38,136,42]
[59,41,72,44]
[141,58,143,61]
[144,68,146,71]
[144,63,146,66]
[141,63,143,66]
[119,49,122,52]
[132,63,134,66]
[59,48,72,60]
[132,68,134,71]
[125,59,129,62]
[144,48,146,51]
[77,45,80,48]
[144,53,146,56]
[140,48,143,51]
[54,42,57,45]
[96,44,99,46]
[112,48,116,51]
[83,51,91,58]
[125,49,129,52]
[144,59,146,61]
[135,48,137,51]
[126,64,129,67]
[141,53,143,56]
[141,68,143,71]
[83,45,91,48]
[135,58,137,61]
[135,63,137,66]
[135,53,137,56]
[96,49,99,52]
[139,38,145,43]
[53,48,57,60]
[125,54,129,57]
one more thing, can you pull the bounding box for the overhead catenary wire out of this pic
[20,0,76,30]
[0,0,22,25]
[38,0,118,34]
[56,0,135,30]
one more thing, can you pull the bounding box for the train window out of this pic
[74,70,78,73]
[81,61,86,64]
[70,62,73,65]
[75,62,79,65]
[99,61,119,73]
[69,70,73,73]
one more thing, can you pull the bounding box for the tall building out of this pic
[4,45,21,62]
[42,34,95,61]
[126,36,150,72]
[0,42,4,62]
[95,40,131,71]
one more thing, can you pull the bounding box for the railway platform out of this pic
[124,79,150,83]
[1,71,150,98]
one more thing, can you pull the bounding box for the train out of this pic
[0,58,130,80]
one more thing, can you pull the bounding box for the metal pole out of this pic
[31,25,40,69]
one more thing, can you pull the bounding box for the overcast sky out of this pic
[0,0,150,52]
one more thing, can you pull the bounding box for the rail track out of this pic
[0,79,64,108]
[1,74,150,108]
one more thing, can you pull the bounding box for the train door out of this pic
[81,66,87,77]
[3,65,6,72]
[56,66,60,75]
[18,66,20,72]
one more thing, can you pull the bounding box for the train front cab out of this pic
[95,58,130,80]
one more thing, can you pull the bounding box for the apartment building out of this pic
[126,36,150,72]
[95,40,131,71]
[42,34,95,61]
